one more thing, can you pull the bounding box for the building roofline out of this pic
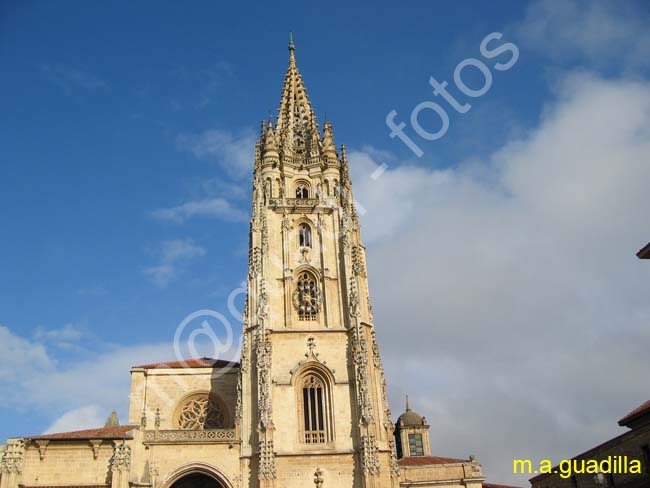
[28,425,137,441]
[637,242,650,259]
[529,427,636,482]
[617,399,650,427]
[131,357,240,371]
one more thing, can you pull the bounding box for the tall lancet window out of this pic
[302,375,326,444]
[299,223,312,248]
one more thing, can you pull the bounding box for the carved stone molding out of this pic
[143,429,236,444]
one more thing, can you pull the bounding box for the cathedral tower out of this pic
[237,37,399,487]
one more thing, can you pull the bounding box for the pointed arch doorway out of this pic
[171,473,224,488]
[163,463,232,488]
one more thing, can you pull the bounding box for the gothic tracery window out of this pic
[300,373,332,444]
[293,271,319,320]
[299,223,312,248]
[176,393,227,430]
[295,182,309,199]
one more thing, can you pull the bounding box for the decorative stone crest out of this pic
[388,438,400,479]
[370,329,382,369]
[259,439,276,480]
[352,246,366,276]
[351,325,373,425]
[249,247,262,276]
[361,434,380,475]
[348,277,361,318]
[240,327,250,373]
[235,372,243,427]
[256,327,273,429]
[261,213,269,256]
[257,277,270,321]
[0,439,25,473]
[110,443,131,472]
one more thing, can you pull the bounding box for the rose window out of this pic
[176,393,226,430]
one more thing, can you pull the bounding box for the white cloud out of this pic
[40,64,109,94]
[351,73,650,484]
[44,405,107,434]
[33,323,85,351]
[0,324,175,435]
[517,0,650,70]
[144,238,207,288]
[177,129,255,180]
[151,197,248,223]
[0,325,53,385]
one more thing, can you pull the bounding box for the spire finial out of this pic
[406,395,411,411]
[105,409,120,427]
[289,31,295,52]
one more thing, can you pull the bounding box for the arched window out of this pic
[174,392,228,430]
[303,375,325,443]
[295,182,309,199]
[299,223,312,248]
[293,271,319,320]
[298,371,333,444]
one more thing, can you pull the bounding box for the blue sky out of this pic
[1,1,650,484]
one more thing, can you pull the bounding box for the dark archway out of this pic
[170,473,225,488]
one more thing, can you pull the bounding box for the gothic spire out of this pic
[276,35,317,157]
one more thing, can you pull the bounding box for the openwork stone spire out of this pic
[275,35,319,158]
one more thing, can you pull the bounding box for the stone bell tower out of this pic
[236,36,399,488]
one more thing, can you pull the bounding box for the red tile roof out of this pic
[30,425,136,440]
[398,455,467,466]
[133,357,239,370]
[618,399,650,427]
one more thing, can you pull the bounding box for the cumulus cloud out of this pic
[144,238,206,288]
[151,197,248,224]
[352,73,650,484]
[0,324,174,435]
[177,128,255,180]
[44,405,107,434]
[0,325,53,386]
[517,0,650,71]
